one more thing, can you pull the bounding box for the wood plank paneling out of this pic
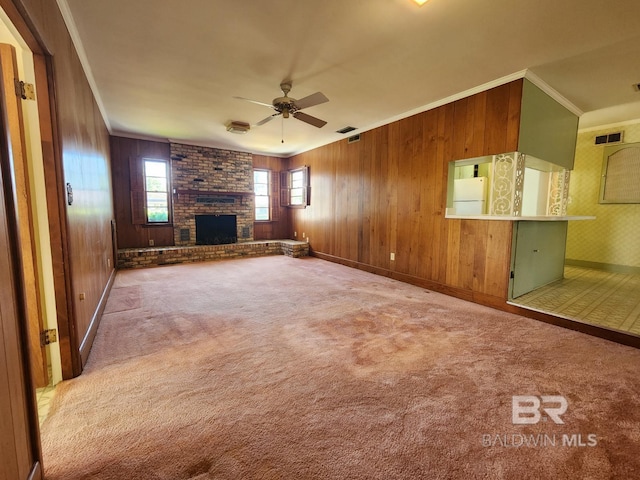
[288,80,522,304]
[110,136,173,248]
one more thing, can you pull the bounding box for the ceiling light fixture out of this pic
[413,0,429,6]
[226,121,250,134]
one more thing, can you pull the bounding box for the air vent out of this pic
[336,126,357,134]
[595,131,624,145]
[347,134,361,144]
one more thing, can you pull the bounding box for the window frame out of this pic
[599,142,640,204]
[280,165,310,208]
[130,156,172,226]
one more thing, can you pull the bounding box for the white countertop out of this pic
[444,213,596,221]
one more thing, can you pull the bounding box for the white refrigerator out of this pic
[453,177,487,215]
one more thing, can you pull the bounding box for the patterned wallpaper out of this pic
[566,121,640,268]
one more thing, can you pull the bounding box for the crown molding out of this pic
[524,70,583,117]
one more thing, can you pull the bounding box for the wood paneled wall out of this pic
[288,80,523,304]
[10,0,114,374]
[252,154,290,240]
[110,136,173,248]
[111,139,290,247]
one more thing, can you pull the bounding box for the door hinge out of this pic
[40,329,58,346]
[14,80,36,100]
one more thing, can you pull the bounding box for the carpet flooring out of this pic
[40,256,640,479]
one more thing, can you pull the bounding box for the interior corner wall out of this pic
[287,80,524,305]
[15,0,113,374]
[566,121,640,269]
[252,154,290,240]
[110,136,173,248]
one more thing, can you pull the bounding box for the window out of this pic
[144,160,170,222]
[290,169,305,206]
[130,157,171,225]
[254,169,270,220]
[281,166,310,208]
[599,143,640,204]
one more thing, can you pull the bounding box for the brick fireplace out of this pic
[171,143,254,246]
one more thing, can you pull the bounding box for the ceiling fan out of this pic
[235,82,329,128]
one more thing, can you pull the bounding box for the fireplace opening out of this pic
[195,215,237,245]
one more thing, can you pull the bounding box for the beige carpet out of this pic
[41,256,640,479]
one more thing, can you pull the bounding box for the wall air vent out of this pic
[347,134,361,144]
[336,126,357,134]
[595,131,624,145]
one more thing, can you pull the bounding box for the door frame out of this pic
[0,0,80,379]
[0,31,42,479]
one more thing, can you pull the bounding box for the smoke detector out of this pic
[226,121,250,134]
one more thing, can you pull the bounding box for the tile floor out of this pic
[511,265,640,336]
[36,369,56,426]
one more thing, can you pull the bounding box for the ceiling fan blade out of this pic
[293,92,329,110]
[233,96,274,108]
[293,111,327,128]
[255,113,280,126]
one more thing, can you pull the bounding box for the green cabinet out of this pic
[510,220,568,299]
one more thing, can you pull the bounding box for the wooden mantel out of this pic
[173,189,253,196]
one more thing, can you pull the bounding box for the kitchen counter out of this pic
[444,211,595,221]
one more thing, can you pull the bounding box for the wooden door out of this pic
[0,47,43,479]
[0,43,48,387]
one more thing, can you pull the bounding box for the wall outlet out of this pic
[294,231,297,237]
[390,252,395,261]
[79,292,85,300]
[302,232,305,238]
[149,239,155,246]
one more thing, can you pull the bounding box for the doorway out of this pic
[0,10,62,392]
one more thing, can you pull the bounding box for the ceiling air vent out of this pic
[336,126,357,134]
[347,134,361,144]
[595,131,624,145]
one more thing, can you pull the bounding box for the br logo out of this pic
[512,395,568,425]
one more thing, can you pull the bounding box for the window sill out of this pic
[144,222,173,227]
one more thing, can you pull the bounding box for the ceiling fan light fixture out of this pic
[413,0,429,5]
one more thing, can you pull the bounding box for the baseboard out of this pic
[27,461,42,480]
[310,251,640,349]
[506,301,640,349]
[565,259,640,275]
[310,251,502,306]
[79,268,116,367]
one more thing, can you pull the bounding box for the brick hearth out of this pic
[117,240,309,269]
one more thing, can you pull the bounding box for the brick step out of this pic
[117,240,309,269]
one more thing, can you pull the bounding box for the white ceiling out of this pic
[61,0,640,157]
